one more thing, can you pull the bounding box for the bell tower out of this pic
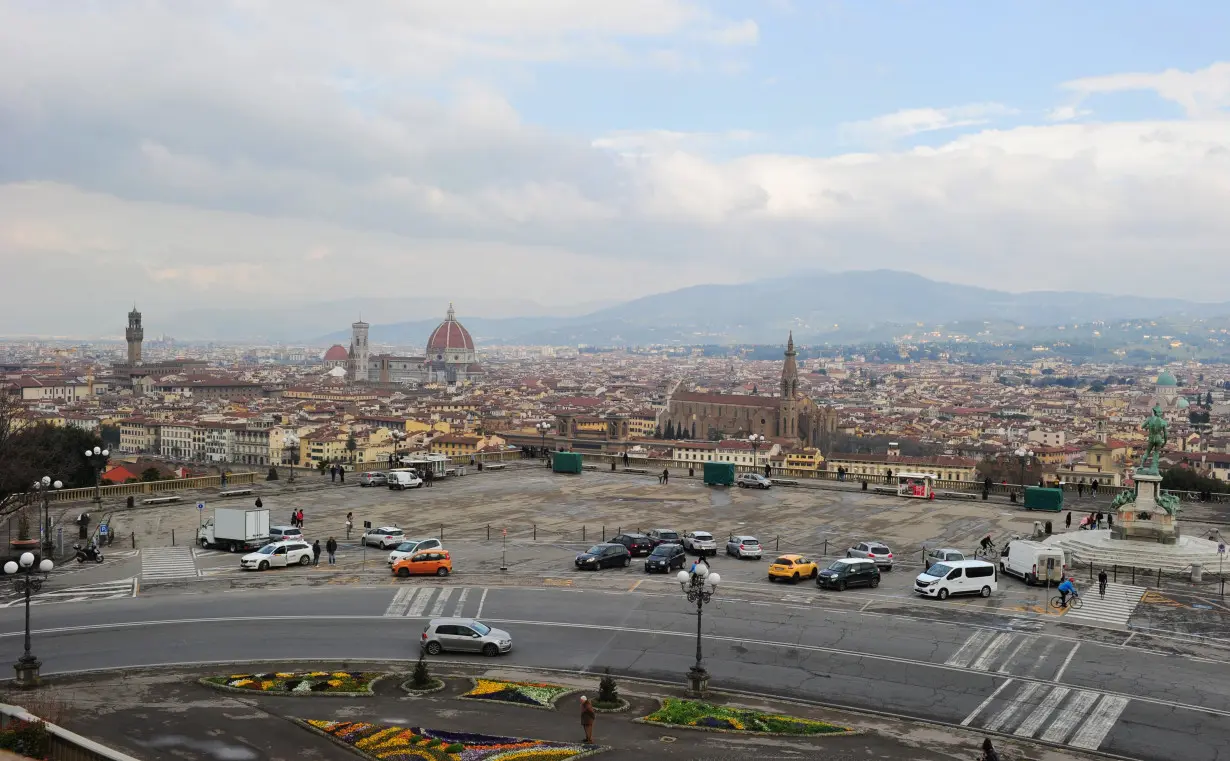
[125,306,144,365]
[779,332,799,439]
[348,318,370,382]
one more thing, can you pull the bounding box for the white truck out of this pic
[198,508,270,553]
[999,539,1066,586]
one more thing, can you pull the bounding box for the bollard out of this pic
[131,532,136,549]
[602,525,606,540]
[1192,563,1203,583]
[487,524,490,541]
[1113,565,1118,582]
[583,526,586,542]
[1089,564,1094,581]
[824,539,828,555]
[776,536,780,551]
[862,480,867,491]
[534,524,537,541]
[172,529,176,546]
[1132,566,1136,585]
[1157,567,1162,587]
[440,525,444,542]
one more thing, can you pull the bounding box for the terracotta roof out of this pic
[426,305,475,352]
[672,391,781,408]
[323,345,349,361]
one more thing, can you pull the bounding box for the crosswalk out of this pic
[383,586,486,619]
[140,547,199,581]
[1063,583,1145,628]
[962,678,1129,750]
[0,578,137,607]
[945,629,1062,678]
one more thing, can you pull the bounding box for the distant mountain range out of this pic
[306,270,1230,347]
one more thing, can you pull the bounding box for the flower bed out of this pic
[640,699,853,736]
[300,720,606,760]
[459,678,575,710]
[201,671,386,696]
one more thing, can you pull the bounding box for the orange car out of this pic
[392,550,452,578]
[768,554,818,583]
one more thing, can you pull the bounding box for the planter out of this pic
[591,697,630,713]
[400,678,446,695]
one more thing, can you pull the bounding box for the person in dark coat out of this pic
[255,496,263,508]
[312,539,322,566]
[1065,511,1072,530]
[980,737,999,761]
[662,468,669,485]
[338,466,345,483]
[330,464,337,483]
[326,536,338,564]
[579,695,596,744]
[290,510,298,528]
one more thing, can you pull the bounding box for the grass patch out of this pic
[642,698,852,735]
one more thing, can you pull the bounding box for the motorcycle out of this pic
[73,542,105,564]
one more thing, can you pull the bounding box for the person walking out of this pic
[290,509,298,528]
[338,466,345,483]
[1065,511,1072,530]
[346,512,353,540]
[662,468,669,485]
[980,737,1000,761]
[330,464,337,483]
[1091,479,1099,496]
[579,695,596,744]
[312,539,322,566]
[297,509,305,530]
[1077,481,1085,499]
[326,536,338,565]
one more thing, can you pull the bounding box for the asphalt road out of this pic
[0,584,1224,761]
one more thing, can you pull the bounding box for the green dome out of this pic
[1176,397,1189,409]
[1155,370,1178,387]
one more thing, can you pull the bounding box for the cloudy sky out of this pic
[2,1,1229,336]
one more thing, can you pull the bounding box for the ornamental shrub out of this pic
[0,718,50,757]
[598,667,619,704]
[412,653,433,688]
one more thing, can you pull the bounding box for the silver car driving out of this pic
[420,618,512,657]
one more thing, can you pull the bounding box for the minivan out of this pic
[999,540,1066,585]
[915,559,997,599]
[388,471,423,490]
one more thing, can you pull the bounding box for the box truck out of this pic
[703,462,736,486]
[552,452,584,474]
[198,507,270,552]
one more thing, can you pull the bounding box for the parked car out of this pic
[999,540,1066,585]
[420,618,511,657]
[358,471,388,487]
[725,535,762,559]
[847,541,895,569]
[915,559,997,600]
[363,526,405,549]
[240,540,313,571]
[736,473,772,489]
[682,531,718,556]
[644,543,687,573]
[607,533,654,556]
[816,558,881,590]
[388,471,423,490]
[392,550,452,577]
[767,554,818,583]
[387,538,443,565]
[268,525,304,543]
[575,543,632,570]
[924,548,966,567]
[645,528,681,547]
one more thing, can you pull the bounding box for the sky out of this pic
[1,0,1229,336]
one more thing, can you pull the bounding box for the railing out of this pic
[0,703,142,761]
[37,472,258,504]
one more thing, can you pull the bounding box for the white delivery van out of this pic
[915,559,997,600]
[999,540,1066,585]
[388,470,424,490]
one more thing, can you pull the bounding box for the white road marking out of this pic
[1,579,138,608]
[407,588,434,617]
[985,680,1045,732]
[384,588,415,617]
[947,630,995,668]
[961,678,1015,726]
[428,588,453,617]
[140,547,197,580]
[476,588,488,618]
[1027,638,1059,677]
[971,633,1016,671]
[1054,642,1080,683]
[1014,686,1069,737]
[996,636,1031,674]
[1068,695,1130,750]
[1039,690,1100,743]
[452,588,470,617]
[1064,584,1145,628]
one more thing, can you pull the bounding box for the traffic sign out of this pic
[1219,543,1226,554]
[99,524,108,536]
[197,502,205,511]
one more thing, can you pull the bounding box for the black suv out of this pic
[608,533,654,556]
[816,558,881,591]
[644,543,687,573]
[646,528,681,547]
[575,543,632,570]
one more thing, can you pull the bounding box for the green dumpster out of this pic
[703,461,736,486]
[552,452,583,474]
[1023,486,1063,512]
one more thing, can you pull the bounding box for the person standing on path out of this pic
[345,512,353,539]
[255,496,263,509]
[1077,481,1085,499]
[326,536,338,564]
[297,509,305,530]
[290,510,298,528]
[330,465,337,483]
[662,468,669,485]
[1065,511,1072,530]
[980,737,1000,761]
[579,695,595,744]
[312,539,322,566]
[338,466,345,483]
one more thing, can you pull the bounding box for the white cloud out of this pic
[1062,62,1230,119]
[1046,105,1092,122]
[699,19,760,46]
[840,103,1019,144]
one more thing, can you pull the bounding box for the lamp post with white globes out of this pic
[6,552,54,688]
[84,446,110,510]
[32,476,62,558]
[536,421,551,460]
[676,561,720,697]
[748,433,765,474]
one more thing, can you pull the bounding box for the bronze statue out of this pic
[1139,403,1168,473]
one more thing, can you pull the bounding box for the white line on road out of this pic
[476,588,488,618]
[961,678,1015,726]
[1068,695,1130,750]
[452,588,470,617]
[407,589,433,617]
[384,588,414,617]
[428,588,453,617]
[1054,642,1080,683]
[1027,639,1058,677]
[1040,690,1100,743]
[971,633,1015,671]
[947,630,994,668]
[985,680,1045,732]
[1013,686,1069,738]
[996,636,1031,674]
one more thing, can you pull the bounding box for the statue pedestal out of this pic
[1111,473,1179,544]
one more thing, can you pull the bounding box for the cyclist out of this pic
[1098,569,1108,598]
[1058,577,1077,608]
[979,534,995,554]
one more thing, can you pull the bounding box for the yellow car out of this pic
[768,554,819,583]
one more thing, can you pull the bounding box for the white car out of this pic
[682,531,718,556]
[241,540,313,571]
[363,526,405,549]
[387,538,444,565]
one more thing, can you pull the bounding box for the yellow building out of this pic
[781,447,825,473]
[119,418,158,454]
[429,433,506,458]
[300,426,395,467]
[405,419,453,435]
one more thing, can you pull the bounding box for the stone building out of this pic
[664,333,837,447]
[345,304,484,386]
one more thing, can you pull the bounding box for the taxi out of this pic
[767,554,819,583]
[391,550,452,578]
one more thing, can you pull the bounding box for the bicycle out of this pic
[1098,581,1107,599]
[974,542,998,560]
[1050,593,1083,610]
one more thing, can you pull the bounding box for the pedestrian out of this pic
[326,536,338,564]
[980,737,1000,761]
[312,539,322,566]
[255,496,263,508]
[290,509,298,528]
[330,464,337,483]
[662,468,669,485]
[1108,513,1114,530]
[297,509,305,529]
[1065,511,1072,530]
[579,695,595,744]
[1096,511,1104,529]
[764,462,771,478]
[1091,479,1099,496]
[339,466,345,483]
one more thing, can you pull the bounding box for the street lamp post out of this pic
[32,477,63,558]
[676,562,721,697]
[536,421,551,460]
[6,552,54,688]
[1015,447,1034,491]
[748,434,765,473]
[84,446,110,510]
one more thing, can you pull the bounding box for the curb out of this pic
[589,697,630,714]
[399,678,447,696]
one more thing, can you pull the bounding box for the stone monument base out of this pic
[1109,473,1178,544]
[1044,531,1222,572]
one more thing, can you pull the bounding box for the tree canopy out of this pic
[0,397,106,514]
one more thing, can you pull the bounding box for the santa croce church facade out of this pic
[665,334,837,447]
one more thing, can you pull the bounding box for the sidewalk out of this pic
[12,663,1108,761]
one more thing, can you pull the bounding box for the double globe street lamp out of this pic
[6,552,54,688]
[536,421,551,460]
[676,561,721,697]
[31,476,62,558]
[85,446,110,510]
[748,433,765,474]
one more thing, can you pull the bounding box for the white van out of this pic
[915,559,997,600]
[999,540,1065,585]
[387,470,423,490]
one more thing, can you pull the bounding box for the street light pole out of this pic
[537,421,551,460]
[84,446,110,511]
[676,562,720,697]
[748,434,764,474]
[5,551,54,688]
[33,477,62,558]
